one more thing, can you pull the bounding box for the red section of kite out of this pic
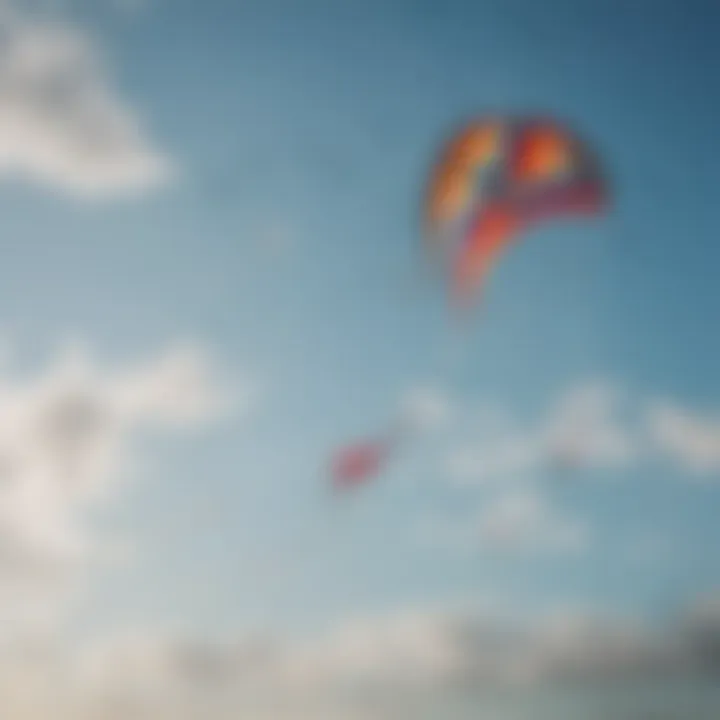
[330,439,392,490]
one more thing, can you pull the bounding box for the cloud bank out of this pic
[0,340,235,640]
[3,597,715,720]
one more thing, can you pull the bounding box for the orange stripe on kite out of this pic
[426,121,503,230]
[510,124,574,185]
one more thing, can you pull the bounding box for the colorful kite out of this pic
[425,115,609,306]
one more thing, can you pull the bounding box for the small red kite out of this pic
[330,438,394,490]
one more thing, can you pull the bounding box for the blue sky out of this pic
[0,0,718,656]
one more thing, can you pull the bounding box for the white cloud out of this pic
[446,381,720,486]
[419,487,587,557]
[468,489,587,555]
[399,384,453,434]
[447,435,543,486]
[647,402,720,475]
[542,382,636,471]
[0,340,236,641]
[0,5,172,197]
[447,382,633,487]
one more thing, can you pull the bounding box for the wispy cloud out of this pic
[647,402,720,476]
[0,4,172,197]
[447,381,633,487]
[421,487,588,556]
[400,383,454,434]
[542,382,636,470]
[447,435,543,486]
[446,380,720,487]
[431,382,720,562]
[473,489,588,555]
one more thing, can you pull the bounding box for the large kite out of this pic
[425,115,608,306]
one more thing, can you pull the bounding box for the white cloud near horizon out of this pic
[0,3,172,197]
[2,595,708,720]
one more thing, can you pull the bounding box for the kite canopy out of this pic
[425,115,609,306]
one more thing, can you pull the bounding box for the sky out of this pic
[0,0,718,717]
